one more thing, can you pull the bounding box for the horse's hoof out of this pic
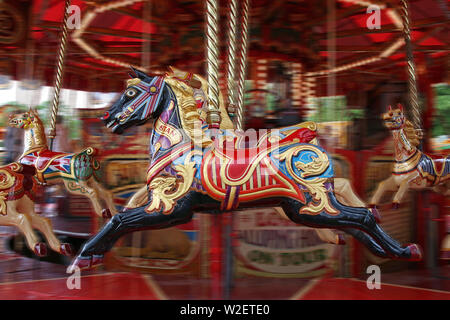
[60,243,73,256]
[91,255,104,268]
[337,234,346,245]
[406,244,423,261]
[102,208,112,219]
[370,207,382,223]
[34,243,47,257]
[67,255,92,273]
[392,202,400,210]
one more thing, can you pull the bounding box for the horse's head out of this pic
[382,104,406,130]
[8,108,37,130]
[101,67,168,134]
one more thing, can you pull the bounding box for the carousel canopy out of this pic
[0,0,448,94]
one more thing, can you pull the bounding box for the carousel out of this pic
[0,0,448,301]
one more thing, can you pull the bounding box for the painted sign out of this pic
[234,207,336,277]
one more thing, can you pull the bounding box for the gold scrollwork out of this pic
[0,191,8,215]
[146,151,199,215]
[277,145,338,215]
[0,169,15,191]
[0,168,15,215]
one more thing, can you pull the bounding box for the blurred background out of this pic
[0,0,448,300]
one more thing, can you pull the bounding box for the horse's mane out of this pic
[193,73,235,130]
[404,119,420,147]
[166,67,234,131]
[29,111,47,147]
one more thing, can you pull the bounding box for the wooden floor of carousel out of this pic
[0,219,449,300]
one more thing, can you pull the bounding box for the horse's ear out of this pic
[129,66,137,78]
[397,103,404,111]
[130,66,148,80]
[388,105,392,111]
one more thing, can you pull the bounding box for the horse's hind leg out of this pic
[68,192,196,271]
[281,194,421,260]
[20,196,72,256]
[0,201,47,256]
[64,180,103,217]
[275,207,343,245]
[342,228,389,258]
[89,178,118,215]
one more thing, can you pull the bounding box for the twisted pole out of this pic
[205,0,222,129]
[235,0,250,132]
[49,0,71,150]
[225,0,239,120]
[400,0,422,136]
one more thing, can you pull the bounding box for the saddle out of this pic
[202,126,316,209]
[20,148,73,183]
[212,127,317,182]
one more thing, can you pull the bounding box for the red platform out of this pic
[0,272,166,300]
[292,277,450,300]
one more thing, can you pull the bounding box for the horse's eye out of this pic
[126,89,137,98]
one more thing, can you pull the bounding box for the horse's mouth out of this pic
[384,118,403,128]
[111,123,124,134]
[106,119,117,128]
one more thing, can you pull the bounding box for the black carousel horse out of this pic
[68,68,422,271]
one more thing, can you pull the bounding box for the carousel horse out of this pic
[68,68,422,271]
[370,104,450,208]
[122,67,374,246]
[8,109,116,218]
[0,162,72,256]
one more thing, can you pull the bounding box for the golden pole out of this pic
[205,0,222,129]
[49,0,71,150]
[235,0,250,132]
[400,0,422,136]
[225,0,239,120]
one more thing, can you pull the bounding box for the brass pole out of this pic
[235,0,250,131]
[49,0,71,150]
[400,0,422,136]
[205,0,222,129]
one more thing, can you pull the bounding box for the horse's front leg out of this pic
[68,192,197,272]
[20,195,72,256]
[369,176,397,208]
[392,178,414,208]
